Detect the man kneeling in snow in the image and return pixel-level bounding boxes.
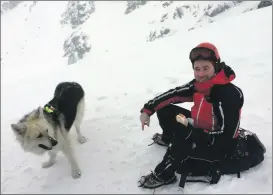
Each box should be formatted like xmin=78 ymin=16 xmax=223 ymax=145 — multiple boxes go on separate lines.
xmin=138 ymin=42 xmax=266 ymax=189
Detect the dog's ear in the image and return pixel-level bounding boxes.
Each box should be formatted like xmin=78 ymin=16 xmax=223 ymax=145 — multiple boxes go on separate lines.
xmin=34 ymin=106 xmax=44 ymax=119
xmin=11 ymin=123 xmax=27 ymax=135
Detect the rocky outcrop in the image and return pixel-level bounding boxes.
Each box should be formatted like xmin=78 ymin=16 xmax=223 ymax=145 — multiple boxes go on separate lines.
xmin=63 ymin=30 xmax=91 ymax=65
xmin=203 ymin=2 xmax=239 ymax=17
xmin=148 ymin=1 xmax=244 ymax=42
xmin=147 ymin=27 xmax=171 ymax=42
xmin=28 ymin=1 xmax=37 ymax=12
xmin=1 ymin=1 xmax=22 ymax=14
xmin=257 ymin=1 xmax=272 ymax=9
xmin=162 ymin=1 xmax=173 ymax=8
xmin=61 ymin=1 xmax=95 ymax=29
xmin=124 ymin=1 xmax=147 ymax=15
xmin=1 ymin=1 xmax=38 ymax=14
xmin=173 ymin=6 xmax=184 ymax=19
xmin=61 ymin=1 xmax=94 ymax=65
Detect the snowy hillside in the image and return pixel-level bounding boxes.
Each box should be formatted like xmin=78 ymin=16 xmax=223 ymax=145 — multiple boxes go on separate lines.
xmin=1 ymin=1 xmax=272 ymax=194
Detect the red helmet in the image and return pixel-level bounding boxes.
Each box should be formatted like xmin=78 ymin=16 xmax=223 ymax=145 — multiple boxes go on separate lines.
xmin=189 ymin=42 xmax=221 ymax=64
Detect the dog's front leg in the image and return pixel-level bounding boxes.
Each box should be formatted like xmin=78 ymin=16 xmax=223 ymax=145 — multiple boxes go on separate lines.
xmin=62 ymin=137 xmax=82 ymax=179
xmin=42 ymin=151 xmax=57 ymax=168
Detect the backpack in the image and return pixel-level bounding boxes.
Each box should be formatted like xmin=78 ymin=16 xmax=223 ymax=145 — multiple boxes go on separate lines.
xmin=220 ymin=127 xmax=266 ymax=176
xmin=178 ymin=127 xmax=266 ymax=187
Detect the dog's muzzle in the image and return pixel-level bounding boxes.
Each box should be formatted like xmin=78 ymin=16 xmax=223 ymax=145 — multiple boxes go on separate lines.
xmin=49 ymin=136 xmax=58 ymax=146
xmin=38 ymin=136 xmax=58 ymax=150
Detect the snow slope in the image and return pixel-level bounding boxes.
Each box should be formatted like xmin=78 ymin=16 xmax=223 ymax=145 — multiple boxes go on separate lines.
xmin=1 ymin=1 xmax=272 ymax=194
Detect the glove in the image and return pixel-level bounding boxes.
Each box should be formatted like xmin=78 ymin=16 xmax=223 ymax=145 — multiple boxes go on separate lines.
xmin=140 ymin=112 xmax=150 ymax=130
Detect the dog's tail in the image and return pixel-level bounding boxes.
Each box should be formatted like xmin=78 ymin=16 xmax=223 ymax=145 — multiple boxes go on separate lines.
xmin=74 ymin=97 xmax=85 ymax=127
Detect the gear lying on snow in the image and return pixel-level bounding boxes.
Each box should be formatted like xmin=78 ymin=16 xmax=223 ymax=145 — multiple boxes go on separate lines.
xmin=139 ymin=127 xmax=266 ymax=190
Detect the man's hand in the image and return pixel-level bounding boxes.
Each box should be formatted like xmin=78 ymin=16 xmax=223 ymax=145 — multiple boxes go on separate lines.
xmin=140 ymin=112 xmax=150 ymax=130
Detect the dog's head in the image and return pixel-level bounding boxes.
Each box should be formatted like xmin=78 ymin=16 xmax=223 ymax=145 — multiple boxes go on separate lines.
xmin=11 ymin=106 xmax=58 ymax=155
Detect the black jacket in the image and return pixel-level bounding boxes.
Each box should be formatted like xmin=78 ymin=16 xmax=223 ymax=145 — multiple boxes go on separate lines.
xmin=141 ymin=64 xmax=244 ymax=154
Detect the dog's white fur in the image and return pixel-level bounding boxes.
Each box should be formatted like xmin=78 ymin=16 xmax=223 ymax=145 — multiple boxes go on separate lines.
xmin=11 ymin=98 xmax=86 ymax=179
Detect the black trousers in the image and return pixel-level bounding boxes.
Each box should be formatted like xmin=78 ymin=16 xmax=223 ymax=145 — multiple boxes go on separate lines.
xmin=156 ymin=104 xmax=191 ymax=144
xmin=154 ymin=104 xmax=224 ymax=180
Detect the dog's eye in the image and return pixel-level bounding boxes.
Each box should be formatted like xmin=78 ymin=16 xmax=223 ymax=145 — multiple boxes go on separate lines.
xmin=37 ymin=133 xmax=43 ymax=138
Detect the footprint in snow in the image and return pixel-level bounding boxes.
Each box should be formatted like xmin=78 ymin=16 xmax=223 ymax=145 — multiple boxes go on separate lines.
xmin=112 ymin=138 xmax=125 ymax=144
xmin=96 ymin=107 xmax=103 ymax=112
xmin=126 ymin=151 xmax=136 ymax=158
xmin=122 ymin=115 xmax=134 ymax=120
xmin=97 ymin=96 xmax=108 ymax=101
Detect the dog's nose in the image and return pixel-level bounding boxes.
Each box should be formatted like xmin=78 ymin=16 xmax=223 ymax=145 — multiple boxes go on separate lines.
xmin=49 ymin=137 xmax=58 ymax=146
xmin=51 ymin=139 xmax=58 ymax=146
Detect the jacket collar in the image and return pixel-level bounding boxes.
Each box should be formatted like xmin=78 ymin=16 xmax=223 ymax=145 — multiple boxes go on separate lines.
xmin=194 ymin=63 xmax=236 ymax=95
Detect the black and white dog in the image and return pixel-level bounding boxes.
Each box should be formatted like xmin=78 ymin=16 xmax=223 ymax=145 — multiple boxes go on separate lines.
xmin=11 ymin=82 xmax=86 ymax=179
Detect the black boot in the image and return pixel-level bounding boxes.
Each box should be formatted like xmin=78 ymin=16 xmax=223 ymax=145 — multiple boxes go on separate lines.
xmin=148 ymin=133 xmax=170 ymax=147
xmin=138 ymin=170 xmax=177 ymax=189
xmin=138 ymin=148 xmax=177 ymax=189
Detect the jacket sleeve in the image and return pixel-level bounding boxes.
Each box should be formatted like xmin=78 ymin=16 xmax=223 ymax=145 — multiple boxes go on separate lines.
xmin=210 ymin=84 xmax=244 ymax=154
xmin=140 ymin=80 xmax=195 ymax=116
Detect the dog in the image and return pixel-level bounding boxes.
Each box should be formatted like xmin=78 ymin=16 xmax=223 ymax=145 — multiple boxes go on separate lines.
xmin=10 ymin=81 xmax=86 ymax=179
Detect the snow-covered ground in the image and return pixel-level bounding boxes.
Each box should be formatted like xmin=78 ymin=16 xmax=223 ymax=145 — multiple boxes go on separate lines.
xmin=1 ymin=1 xmax=272 ymax=194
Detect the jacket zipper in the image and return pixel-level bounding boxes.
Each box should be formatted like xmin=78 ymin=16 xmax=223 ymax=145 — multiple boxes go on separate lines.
xmin=196 ymin=97 xmax=204 ymax=125
xmin=212 ymin=107 xmax=215 ymax=131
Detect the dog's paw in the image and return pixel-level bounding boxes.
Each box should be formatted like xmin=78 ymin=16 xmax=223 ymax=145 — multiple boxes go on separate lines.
xmin=77 ymin=136 xmax=87 ymax=144
xmin=72 ymin=168 xmax=82 ymax=179
xmin=42 ymin=160 xmax=55 ymax=168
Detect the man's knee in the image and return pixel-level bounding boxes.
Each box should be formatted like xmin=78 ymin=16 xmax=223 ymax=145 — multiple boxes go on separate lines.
xmin=156 ymin=105 xmax=191 ymax=120
xmin=156 ymin=104 xmax=178 ymax=119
